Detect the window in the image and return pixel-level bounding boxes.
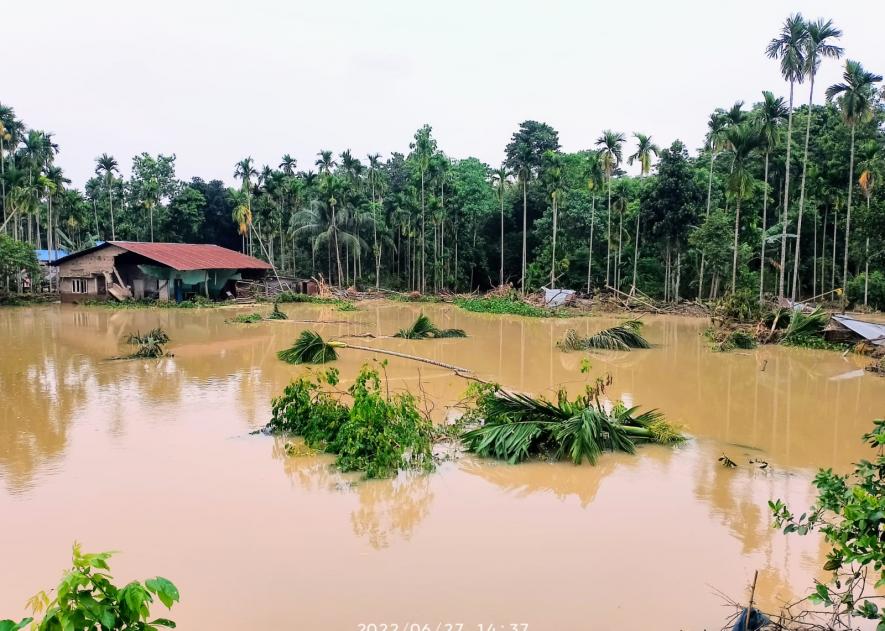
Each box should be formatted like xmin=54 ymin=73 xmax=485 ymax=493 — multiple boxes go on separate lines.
xmin=71 ymin=278 xmax=88 ymax=294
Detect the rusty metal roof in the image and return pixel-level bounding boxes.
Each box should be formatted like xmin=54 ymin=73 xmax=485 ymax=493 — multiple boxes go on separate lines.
xmin=52 ymin=241 xmax=272 ymax=271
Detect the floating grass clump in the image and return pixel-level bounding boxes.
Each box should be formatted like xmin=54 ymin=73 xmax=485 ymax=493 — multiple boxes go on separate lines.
xmin=229 ymin=311 xmax=264 ymax=324
xmin=267 ymin=366 xmax=433 ymax=478
xmin=123 ymin=328 xmax=170 ymax=358
xmin=461 ymin=384 xmax=683 ymax=465
xmin=267 ymin=302 xmax=289 ymax=320
xmin=454 ymin=296 xmax=556 ymax=318
xmin=558 ymin=320 xmax=650 ymax=351
xmin=278 ymin=330 xmax=470 ymax=371
xmin=275 ymin=291 xmax=357 ymax=311
xmin=394 ymin=313 xmax=466 ymax=339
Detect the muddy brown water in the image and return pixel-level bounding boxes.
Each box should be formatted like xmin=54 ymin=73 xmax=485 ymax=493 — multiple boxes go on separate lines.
xmin=1 ymin=302 xmax=882 ymax=630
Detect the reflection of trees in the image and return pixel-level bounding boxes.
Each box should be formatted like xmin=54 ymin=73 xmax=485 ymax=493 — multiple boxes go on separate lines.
xmin=461 ymin=456 xmax=622 ymax=508
xmin=270 ymin=437 xmax=434 ymax=549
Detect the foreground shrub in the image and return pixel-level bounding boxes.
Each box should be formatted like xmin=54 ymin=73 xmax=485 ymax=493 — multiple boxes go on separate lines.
xmin=1 ymin=543 xmax=178 ymax=630
xmin=267 ymin=365 xmax=433 ymax=478
xmin=123 ymin=328 xmax=170 ymax=358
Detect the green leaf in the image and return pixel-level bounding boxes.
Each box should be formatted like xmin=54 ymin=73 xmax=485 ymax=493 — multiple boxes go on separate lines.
xmin=0 ymin=619 xmax=33 ymax=631
xmin=149 ymin=619 xmax=177 ymax=628
xmin=146 ymin=577 xmax=180 ymax=609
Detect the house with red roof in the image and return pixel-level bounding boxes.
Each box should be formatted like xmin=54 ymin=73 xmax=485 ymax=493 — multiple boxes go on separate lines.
xmin=51 ymin=241 xmax=272 ymax=303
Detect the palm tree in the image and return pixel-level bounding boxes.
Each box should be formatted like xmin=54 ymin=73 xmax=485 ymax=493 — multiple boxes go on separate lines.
xmin=367 ymin=152 xmax=383 ymax=288
xmin=791 ymin=18 xmax=843 ymax=301
xmin=541 ymin=152 xmax=564 ymax=287
xmin=584 ymin=151 xmax=604 ymax=294
xmin=725 ymin=124 xmax=760 ymax=291
xmin=315 ymin=150 xmax=336 ymax=176
xmin=627 ymin=133 xmax=659 ymax=295
xmin=826 ymin=60 xmax=883 ymax=307
xmin=234 ymin=157 xmax=258 ymax=253
xmin=755 ymin=91 xmax=789 ymax=302
xmin=858 ymin=169 xmax=874 ymax=308
xmin=511 ymin=143 xmax=533 ymax=295
xmin=766 ymin=13 xmax=807 ymax=299
xmin=595 ymin=130 xmax=625 ymax=289
xmin=698 ymin=112 xmax=729 ymax=297
xmin=279 ymin=154 xmax=297 ymax=176
xmin=490 ymin=165 xmax=510 ymax=286
xmin=95 ymin=154 xmax=118 ymax=240
xmin=409 ymin=125 xmax=435 ymax=293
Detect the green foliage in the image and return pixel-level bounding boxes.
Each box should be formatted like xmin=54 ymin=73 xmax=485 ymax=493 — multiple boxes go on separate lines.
xmin=558 ymin=320 xmax=650 ymax=351
xmin=123 ymin=328 xmax=170 ymax=358
xmin=461 ymin=386 xmax=682 ymax=465
xmin=275 ymin=291 xmax=357 ymax=311
xmin=847 ymin=271 xmax=885 ymax=310
xmin=86 ymin=296 xmax=216 ymax=310
xmin=770 ymin=420 xmax=885 ymax=628
xmin=228 ymin=312 xmax=263 ymax=324
xmin=2 ymin=543 xmax=178 ymax=630
xmin=266 ymin=302 xmax=288 ymax=320
xmin=782 ymin=307 xmax=828 ymax=343
xmin=712 ymin=289 xmax=765 ymax=323
xmin=393 ymin=313 xmax=466 ymax=339
xmin=0 ymin=235 xmax=41 ymax=292
xmin=277 ymin=330 xmax=340 ymax=364
xmin=267 ymin=365 xmax=433 ymax=478
xmin=454 ymin=296 xmax=558 ymax=318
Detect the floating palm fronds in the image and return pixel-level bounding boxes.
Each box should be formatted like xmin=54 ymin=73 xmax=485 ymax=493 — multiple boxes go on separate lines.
xmin=782 ymin=307 xmax=828 ymax=343
xmin=267 ymin=302 xmax=289 ymax=320
xmin=558 ymin=319 xmax=650 ymax=351
xmin=394 ymin=313 xmax=467 ymax=339
xmin=278 ymin=330 xmax=470 ymax=372
xmin=124 ymin=328 xmax=170 ymax=358
xmin=461 ymin=388 xmax=683 ymax=465
xmin=229 ymin=312 xmax=263 ymax=324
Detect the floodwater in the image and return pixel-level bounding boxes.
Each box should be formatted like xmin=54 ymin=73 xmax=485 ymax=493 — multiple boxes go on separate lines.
xmin=1 ymin=301 xmax=882 ymax=630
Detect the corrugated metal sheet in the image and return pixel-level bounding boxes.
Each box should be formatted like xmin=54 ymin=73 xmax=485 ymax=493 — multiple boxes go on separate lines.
xmin=106 ymin=241 xmax=272 ymax=271
xmin=832 ymin=315 xmax=885 ymax=346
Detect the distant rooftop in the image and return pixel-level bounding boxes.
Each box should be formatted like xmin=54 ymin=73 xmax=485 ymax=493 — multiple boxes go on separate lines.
xmin=35 ymin=249 xmax=69 ymax=263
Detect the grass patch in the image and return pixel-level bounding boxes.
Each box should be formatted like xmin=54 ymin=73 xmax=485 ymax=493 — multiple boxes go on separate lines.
xmin=275 ymin=291 xmax=358 ymax=312
xmin=454 ymin=296 xmax=560 ymax=318
xmin=85 ymin=296 xmax=217 ymax=309
xmin=228 ymin=312 xmax=264 ymax=324
xmin=266 ymin=366 xmax=433 ymax=478
xmin=394 ymin=313 xmax=466 ymax=339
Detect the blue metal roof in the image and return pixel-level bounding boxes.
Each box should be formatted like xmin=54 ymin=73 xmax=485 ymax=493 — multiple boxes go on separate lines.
xmin=35 ymin=249 xmax=69 ymax=263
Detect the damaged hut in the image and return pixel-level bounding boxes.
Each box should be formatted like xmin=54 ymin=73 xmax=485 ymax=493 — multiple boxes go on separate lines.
xmin=51 ymin=241 xmax=271 ymax=303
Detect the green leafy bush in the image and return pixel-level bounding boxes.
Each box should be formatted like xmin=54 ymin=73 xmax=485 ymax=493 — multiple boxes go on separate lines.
xmin=712 ymin=289 xmax=764 ymax=323
xmin=275 ymin=291 xmax=356 ymax=311
xmin=847 ymin=271 xmax=885 ymax=310
xmin=267 ymin=365 xmax=433 ymax=478
xmin=123 ymin=328 xmax=170 ymax=358
xmin=454 ymin=296 xmax=556 ymax=318
xmin=1 ymin=543 xmax=178 ymax=631
xmin=770 ymin=420 xmax=885 ymax=628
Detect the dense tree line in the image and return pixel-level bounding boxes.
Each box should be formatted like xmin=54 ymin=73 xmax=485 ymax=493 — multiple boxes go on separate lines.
xmin=1 ymin=13 xmax=882 ymax=306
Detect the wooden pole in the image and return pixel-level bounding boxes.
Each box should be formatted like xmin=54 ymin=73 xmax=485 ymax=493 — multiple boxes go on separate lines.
xmin=743 ymin=570 xmax=759 ymax=631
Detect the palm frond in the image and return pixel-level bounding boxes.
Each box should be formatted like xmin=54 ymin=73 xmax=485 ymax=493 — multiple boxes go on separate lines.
xmin=394 ymin=313 xmax=468 ymax=339
xmin=558 ymin=320 xmax=650 ymax=352
xmin=124 ymin=328 xmax=170 ymax=358
xmin=460 ymin=420 xmax=549 ymax=464
xmin=783 ymin=307 xmax=828 ymax=342
xmin=278 ymin=330 xmax=339 ymax=364
xmin=267 ymin=302 xmax=288 ymax=320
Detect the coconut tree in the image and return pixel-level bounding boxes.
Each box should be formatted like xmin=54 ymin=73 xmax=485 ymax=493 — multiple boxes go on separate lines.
xmin=698 ymin=113 xmax=729 ymax=298
xmin=541 ymin=152 xmax=564 ymax=288
xmin=490 ymin=165 xmax=510 ymax=286
xmin=234 ymin=157 xmax=258 ymax=253
xmin=94 ymin=154 xmax=118 ymax=240
xmin=791 ymin=18 xmax=843 ymax=301
xmin=826 ymin=60 xmax=883 ymax=307
xmin=584 ymin=150 xmax=604 ymax=294
xmin=627 ymin=133 xmax=659 ymax=295
xmin=724 ymin=123 xmax=760 ymax=292
xmin=755 ymin=91 xmax=789 ymax=302
xmin=595 ymin=130 xmax=625 ymax=288
xmin=766 ymin=13 xmax=808 ymax=299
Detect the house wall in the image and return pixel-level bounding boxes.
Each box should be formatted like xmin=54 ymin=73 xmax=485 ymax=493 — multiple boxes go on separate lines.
xmin=56 ymin=245 xmax=127 ymax=303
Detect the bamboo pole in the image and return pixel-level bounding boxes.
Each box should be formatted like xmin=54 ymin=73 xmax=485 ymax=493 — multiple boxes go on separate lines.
xmin=336 ymin=341 xmax=471 ymax=373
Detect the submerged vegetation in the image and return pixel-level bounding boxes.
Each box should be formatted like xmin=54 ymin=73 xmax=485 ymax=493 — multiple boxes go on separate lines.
xmin=122 ymin=328 xmax=170 ymax=359
xmin=228 ymin=311 xmax=263 ymax=324
xmin=275 ymin=291 xmax=357 ymax=312
xmin=460 ymin=382 xmax=683 ymax=465
xmin=267 ymin=366 xmax=433 ymax=478
xmin=558 ymin=320 xmax=650 ymax=351
xmin=453 ymin=296 xmax=558 ymax=318
xmin=767 ymin=420 xmax=885 ymax=629
xmin=0 ymin=543 xmax=179 ymax=631
xmin=278 ymin=330 xmax=470 ymax=372
xmin=393 ymin=313 xmax=466 ymax=339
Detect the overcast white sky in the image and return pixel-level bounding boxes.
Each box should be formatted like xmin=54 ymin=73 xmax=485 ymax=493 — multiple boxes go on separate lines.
xmin=5 ymin=0 xmax=883 ymax=188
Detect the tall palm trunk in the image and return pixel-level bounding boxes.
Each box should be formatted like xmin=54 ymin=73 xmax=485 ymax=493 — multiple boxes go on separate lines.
xmin=842 ymin=123 xmax=856 ymax=310
xmin=615 ymin=203 xmax=623 ymax=289
xmin=586 ymin=195 xmax=595 ymax=294
xmin=605 ymin=174 xmax=612 ymax=287
xmin=778 ymin=80 xmax=795 ymax=299
xmin=732 ymin=196 xmax=742 ymax=291
xmin=759 ymin=151 xmax=770 ymax=303
xmin=520 ymin=177 xmax=527 ymax=295
xmin=108 ymin=186 xmax=116 ymax=240
xmin=864 ymin=235 xmax=869 ymax=308
xmin=420 ymin=170 xmax=426 ymax=293
xmin=699 ymin=149 xmax=715 ymax=298
xmin=331 ymin=202 xmax=343 ymax=285
xmin=791 ymin=75 xmax=816 ymax=301
xmin=631 ymin=206 xmax=640 ymax=295
xmin=499 ymin=189 xmax=504 ymax=286
xmin=549 ymin=194 xmax=558 ymax=288
xmin=831 ymin=204 xmax=837 ymax=293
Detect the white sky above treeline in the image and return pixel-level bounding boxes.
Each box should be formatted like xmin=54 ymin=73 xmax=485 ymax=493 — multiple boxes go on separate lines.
xmin=5 ymin=0 xmax=883 ymax=188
